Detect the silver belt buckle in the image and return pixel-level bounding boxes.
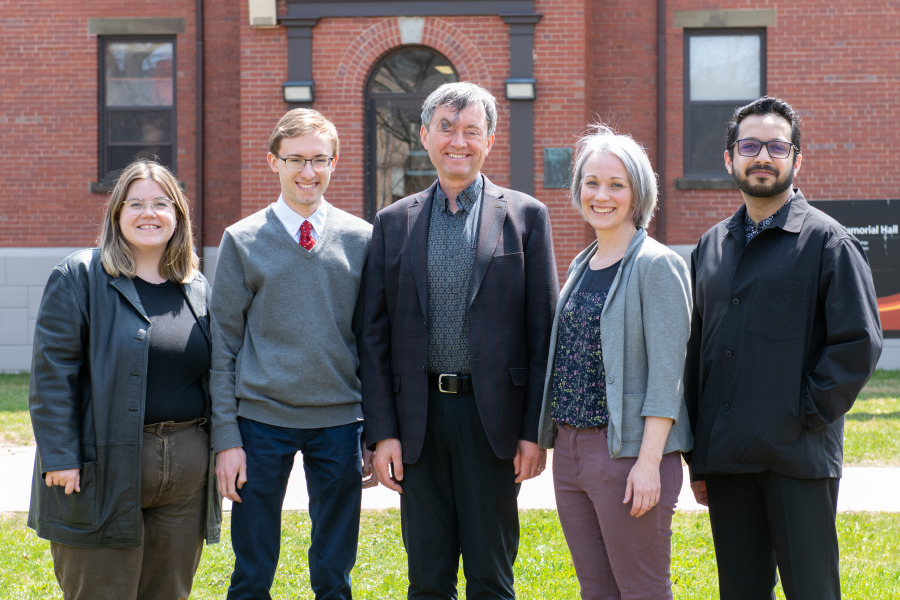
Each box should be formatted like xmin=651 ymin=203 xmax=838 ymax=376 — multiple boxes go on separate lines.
xmin=438 ymin=373 xmax=457 ymax=394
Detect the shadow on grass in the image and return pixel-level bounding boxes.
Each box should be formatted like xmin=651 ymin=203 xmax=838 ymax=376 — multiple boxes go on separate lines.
xmin=846 ymin=411 xmax=900 ymax=421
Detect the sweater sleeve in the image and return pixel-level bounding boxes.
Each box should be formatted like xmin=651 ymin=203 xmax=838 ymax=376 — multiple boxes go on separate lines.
xmin=209 ymin=230 xmax=254 ymax=452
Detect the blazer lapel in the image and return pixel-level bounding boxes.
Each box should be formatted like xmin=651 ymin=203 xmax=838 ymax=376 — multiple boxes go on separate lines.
xmin=110 ymin=276 xmax=149 ymax=322
xmin=408 ymin=183 xmax=435 ymax=319
xmin=182 ymin=277 xmax=210 ymax=342
xmin=468 ymin=176 xmax=506 ymax=309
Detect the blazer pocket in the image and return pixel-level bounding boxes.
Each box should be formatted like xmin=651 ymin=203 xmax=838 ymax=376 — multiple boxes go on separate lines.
xmin=509 ymin=367 xmax=528 ymax=387
xmin=42 ymin=460 xmax=100 ymax=530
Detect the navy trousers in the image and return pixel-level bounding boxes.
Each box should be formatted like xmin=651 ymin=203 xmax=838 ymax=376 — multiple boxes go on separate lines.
xmin=227 ymin=417 xmax=363 ymax=600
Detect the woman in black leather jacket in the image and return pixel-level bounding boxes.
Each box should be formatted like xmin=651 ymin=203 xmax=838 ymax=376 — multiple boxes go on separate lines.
xmin=27 ymin=160 xmax=221 ymax=599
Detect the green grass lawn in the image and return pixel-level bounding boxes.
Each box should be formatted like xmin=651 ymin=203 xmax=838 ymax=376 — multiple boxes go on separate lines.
xmin=2 ymin=370 xmax=899 ymax=598
xmin=845 ymin=369 xmax=900 ymax=465
xmin=2 ymin=510 xmax=898 ymax=599
xmin=0 ymin=373 xmax=30 ymax=447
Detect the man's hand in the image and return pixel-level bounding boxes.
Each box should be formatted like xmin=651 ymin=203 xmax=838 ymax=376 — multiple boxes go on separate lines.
xmin=691 ymin=480 xmax=708 ymax=506
xmin=45 ymin=469 xmax=81 ymax=495
xmin=362 ymin=446 xmax=378 ymax=489
xmin=215 ymin=447 xmax=247 ymax=502
xmin=373 ymin=438 xmax=404 ymax=493
xmin=513 ymin=440 xmax=546 ymax=483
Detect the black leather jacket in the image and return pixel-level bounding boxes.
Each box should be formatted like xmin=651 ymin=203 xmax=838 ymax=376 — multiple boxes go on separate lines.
xmin=27 ymin=248 xmax=221 ymax=547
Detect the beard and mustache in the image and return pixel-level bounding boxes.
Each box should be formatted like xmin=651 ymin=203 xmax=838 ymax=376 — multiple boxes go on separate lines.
xmin=732 ymin=161 xmax=795 ymax=198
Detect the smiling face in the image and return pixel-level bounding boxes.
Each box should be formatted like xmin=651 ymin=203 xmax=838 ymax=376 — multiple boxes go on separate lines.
xmin=268 ymin=131 xmax=337 ymax=218
xmin=420 ymin=103 xmax=495 ymax=195
xmin=118 ymin=178 xmax=177 ymax=259
xmin=725 ymin=113 xmax=801 ymax=201
xmin=580 ymin=151 xmax=637 ymax=240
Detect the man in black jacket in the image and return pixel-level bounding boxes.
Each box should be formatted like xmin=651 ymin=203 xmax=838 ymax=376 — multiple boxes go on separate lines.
xmin=684 ymin=96 xmax=882 ymax=600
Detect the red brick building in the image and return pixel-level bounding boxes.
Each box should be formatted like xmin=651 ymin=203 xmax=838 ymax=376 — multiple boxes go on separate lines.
xmin=1 ymin=1 xmax=897 ymax=370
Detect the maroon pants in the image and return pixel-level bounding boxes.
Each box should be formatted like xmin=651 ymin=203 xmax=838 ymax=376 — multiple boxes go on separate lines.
xmin=553 ymin=423 xmax=682 ymax=600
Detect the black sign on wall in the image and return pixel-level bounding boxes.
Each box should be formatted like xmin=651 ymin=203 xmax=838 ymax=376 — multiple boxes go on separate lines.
xmin=811 ymin=199 xmax=900 ymax=338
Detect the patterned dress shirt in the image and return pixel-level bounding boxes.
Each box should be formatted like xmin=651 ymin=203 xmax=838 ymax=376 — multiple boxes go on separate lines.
xmin=426 ymin=175 xmax=484 ymax=374
xmin=745 ymin=194 xmax=794 ymax=243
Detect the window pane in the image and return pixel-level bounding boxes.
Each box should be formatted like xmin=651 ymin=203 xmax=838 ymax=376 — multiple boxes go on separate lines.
xmin=370 ymin=49 xmax=457 ymax=94
xmin=690 ymin=35 xmax=760 ymax=101
xmin=106 ymin=42 xmax=173 ymax=106
xmin=688 ymin=103 xmax=737 ymax=175
xmin=373 ymin=106 xmax=436 ymax=212
xmin=107 ymin=145 xmax=173 ymax=175
xmin=107 ymin=111 xmax=172 ymax=144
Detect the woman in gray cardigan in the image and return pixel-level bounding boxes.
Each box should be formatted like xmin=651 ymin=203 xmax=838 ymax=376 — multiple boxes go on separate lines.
xmin=537 ymin=125 xmax=692 ymax=599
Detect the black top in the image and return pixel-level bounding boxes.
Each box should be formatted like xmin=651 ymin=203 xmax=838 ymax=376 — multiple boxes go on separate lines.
xmin=133 ymin=277 xmax=209 ymax=424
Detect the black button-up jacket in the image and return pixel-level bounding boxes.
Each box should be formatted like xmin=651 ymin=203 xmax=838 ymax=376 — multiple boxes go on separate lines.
xmin=684 ymin=190 xmax=882 ymax=480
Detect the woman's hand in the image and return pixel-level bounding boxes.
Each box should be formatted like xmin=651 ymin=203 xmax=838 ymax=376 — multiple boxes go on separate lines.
xmin=45 ymin=469 xmax=81 ymax=495
xmin=624 ymin=457 xmax=660 ymax=517
xmin=623 ymin=416 xmax=674 ymax=517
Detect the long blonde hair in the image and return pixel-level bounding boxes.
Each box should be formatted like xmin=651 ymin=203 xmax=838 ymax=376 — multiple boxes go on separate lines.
xmin=99 ymin=160 xmax=198 ymax=283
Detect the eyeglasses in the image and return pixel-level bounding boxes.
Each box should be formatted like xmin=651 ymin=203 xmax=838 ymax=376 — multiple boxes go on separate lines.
xmin=275 ymin=155 xmax=334 ymax=172
xmin=123 ymin=197 xmax=176 ymax=213
xmin=732 ymin=139 xmax=797 ymax=159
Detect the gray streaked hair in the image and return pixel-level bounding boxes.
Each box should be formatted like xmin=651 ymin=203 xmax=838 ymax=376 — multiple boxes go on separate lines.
xmin=570 ymin=124 xmax=658 ymax=229
xmin=421 ymin=82 xmax=498 ymax=136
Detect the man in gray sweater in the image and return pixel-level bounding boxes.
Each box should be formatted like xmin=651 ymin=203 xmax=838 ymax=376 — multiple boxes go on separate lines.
xmin=210 ymin=108 xmax=373 ymax=600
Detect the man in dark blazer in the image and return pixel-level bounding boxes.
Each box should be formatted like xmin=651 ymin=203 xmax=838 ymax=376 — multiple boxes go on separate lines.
xmin=360 ymin=82 xmax=559 ymax=599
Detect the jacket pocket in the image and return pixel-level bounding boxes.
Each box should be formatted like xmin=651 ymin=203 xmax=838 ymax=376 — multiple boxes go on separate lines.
xmin=42 ymin=461 xmax=100 ymax=530
xmin=745 ymin=278 xmax=808 ymax=342
xmin=509 ymin=367 xmax=528 ymax=387
xmin=621 ymin=393 xmax=645 ymax=442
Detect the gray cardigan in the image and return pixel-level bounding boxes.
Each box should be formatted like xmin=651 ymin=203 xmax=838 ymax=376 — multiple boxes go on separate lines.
xmin=538 ymin=229 xmax=693 ymax=458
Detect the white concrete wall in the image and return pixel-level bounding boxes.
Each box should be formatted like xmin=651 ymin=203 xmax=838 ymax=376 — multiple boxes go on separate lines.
xmin=1 ymin=245 xmax=897 ymax=371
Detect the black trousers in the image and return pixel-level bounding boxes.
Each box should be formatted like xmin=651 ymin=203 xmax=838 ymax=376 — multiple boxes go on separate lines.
xmin=705 ymin=472 xmax=841 ymax=600
xmin=400 ymin=386 xmax=520 ymax=600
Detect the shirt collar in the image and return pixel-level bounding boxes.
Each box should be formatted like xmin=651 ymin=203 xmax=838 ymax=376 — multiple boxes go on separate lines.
xmin=434 ymin=175 xmax=483 ymax=214
xmin=274 ymin=195 xmax=328 ymax=240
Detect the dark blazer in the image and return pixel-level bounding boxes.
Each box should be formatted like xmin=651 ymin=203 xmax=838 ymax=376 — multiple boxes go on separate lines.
xmin=360 ymin=176 xmax=559 ymax=462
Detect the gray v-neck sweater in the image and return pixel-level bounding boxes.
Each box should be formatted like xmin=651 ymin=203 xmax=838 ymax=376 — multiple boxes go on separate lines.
xmin=210 ymin=204 xmax=372 ymax=451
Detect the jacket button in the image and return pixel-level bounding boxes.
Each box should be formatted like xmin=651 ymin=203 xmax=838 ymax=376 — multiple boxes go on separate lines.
xmin=421 ymin=365 xmax=426 ymax=373
xmin=724 ymin=402 xmax=731 ymax=411
xmin=732 ymin=297 xmax=740 ymax=306
xmin=724 ymin=350 xmax=733 ymax=358
xmin=607 ymin=376 xmax=614 ymax=384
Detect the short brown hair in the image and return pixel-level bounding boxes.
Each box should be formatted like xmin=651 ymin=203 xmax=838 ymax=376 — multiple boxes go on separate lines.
xmin=99 ymin=160 xmax=198 ymax=283
xmin=268 ymin=108 xmax=340 ymax=157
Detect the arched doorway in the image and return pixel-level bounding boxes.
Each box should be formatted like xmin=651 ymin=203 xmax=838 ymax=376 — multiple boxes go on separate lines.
xmin=364 ymin=47 xmax=458 ymax=221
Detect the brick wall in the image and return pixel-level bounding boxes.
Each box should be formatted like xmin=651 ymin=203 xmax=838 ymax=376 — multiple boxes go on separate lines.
xmin=663 ymin=0 xmax=900 ymax=245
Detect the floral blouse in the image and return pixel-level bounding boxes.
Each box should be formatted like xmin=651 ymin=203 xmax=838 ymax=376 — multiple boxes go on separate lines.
xmin=550 ymin=260 xmax=620 ymax=428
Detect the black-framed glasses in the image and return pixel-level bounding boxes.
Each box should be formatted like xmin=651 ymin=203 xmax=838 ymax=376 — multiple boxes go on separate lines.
xmin=275 ymin=155 xmax=334 ymax=172
xmin=732 ymin=139 xmax=797 ymax=159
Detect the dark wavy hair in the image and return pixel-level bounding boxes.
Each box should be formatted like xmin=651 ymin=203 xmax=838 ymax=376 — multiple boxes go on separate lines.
xmin=726 ymin=96 xmax=801 ymax=159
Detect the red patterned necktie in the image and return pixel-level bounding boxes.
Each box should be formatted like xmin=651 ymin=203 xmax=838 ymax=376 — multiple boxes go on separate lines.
xmin=299 ymin=220 xmax=316 ymax=250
